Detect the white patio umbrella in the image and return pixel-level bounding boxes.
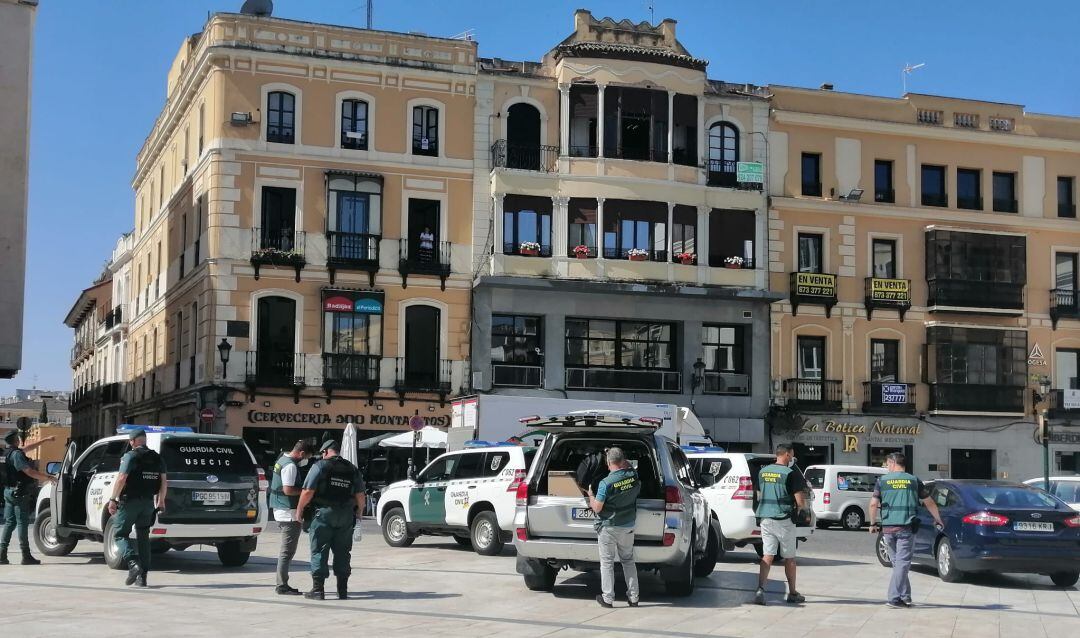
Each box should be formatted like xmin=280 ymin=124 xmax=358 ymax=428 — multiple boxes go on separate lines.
xmin=378 ymin=426 xmax=447 ymax=449
xmin=341 ymin=421 xmax=359 ymax=466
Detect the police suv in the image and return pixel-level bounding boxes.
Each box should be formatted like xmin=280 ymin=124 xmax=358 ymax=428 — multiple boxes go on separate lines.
xmin=377 ymin=443 xmax=536 ymax=555
xmin=34 ymin=426 xmax=268 ymax=568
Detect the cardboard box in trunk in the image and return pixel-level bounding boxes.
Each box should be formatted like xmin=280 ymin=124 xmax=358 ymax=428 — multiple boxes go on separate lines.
xmin=547 ymin=471 xmax=584 ymax=497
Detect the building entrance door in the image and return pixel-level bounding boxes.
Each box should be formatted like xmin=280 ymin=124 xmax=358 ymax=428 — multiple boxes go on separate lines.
xmin=792 ymin=442 xmax=831 ymax=467
xmin=950 ymin=448 xmax=994 ymax=479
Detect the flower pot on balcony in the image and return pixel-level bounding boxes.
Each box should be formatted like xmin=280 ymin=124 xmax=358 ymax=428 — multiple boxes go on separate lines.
xmin=679 ymin=255 xmax=696 ymax=265
xmin=519 ymin=248 xmax=539 ymax=257
xmin=725 ymin=264 xmax=742 ymax=269
xmin=628 ymin=254 xmax=647 ymax=262
xmin=575 ymin=253 xmax=590 ymax=259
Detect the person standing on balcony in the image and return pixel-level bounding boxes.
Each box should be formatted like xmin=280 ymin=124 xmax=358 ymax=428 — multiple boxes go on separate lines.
xmin=753 ymin=443 xmax=809 ymax=605
xmin=418 ymin=226 xmax=434 ymax=263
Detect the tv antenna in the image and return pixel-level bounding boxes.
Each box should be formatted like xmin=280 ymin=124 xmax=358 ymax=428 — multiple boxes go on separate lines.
xmin=451 ymin=29 xmax=476 ymax=41
xmin=647 ymin=1 xmax=655 ymax=23
xmin=901 ymin=62 xmax=925 ymax=95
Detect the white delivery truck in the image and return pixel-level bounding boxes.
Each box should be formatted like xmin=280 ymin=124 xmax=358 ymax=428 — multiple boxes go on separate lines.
xmin=448 ymin=395 xmax=712 ymax=450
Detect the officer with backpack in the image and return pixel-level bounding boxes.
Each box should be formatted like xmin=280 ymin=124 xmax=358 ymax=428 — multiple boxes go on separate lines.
xmin=1 ymin=430 xmax=58 ymax=565
xmin=270 ymin=439 xmax=314 ymax=595
xmin=869 ymin=452 xmax=943 ymax=608
xmin=753 ymin=443 xmax=809 ymax=606
xmin=295 ymin=440 xmax=365 ymax=600
xmin=106 ymin=428 xmax=167 ymax=587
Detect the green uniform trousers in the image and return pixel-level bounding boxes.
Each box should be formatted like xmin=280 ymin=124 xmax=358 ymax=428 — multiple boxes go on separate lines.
xmin=308 ymin=505 xmax=355 ymax=579
xmin=1 ymin=487 xmax=34 ymax=552
xmin=113 ymin=497 xmax=155 ymax=571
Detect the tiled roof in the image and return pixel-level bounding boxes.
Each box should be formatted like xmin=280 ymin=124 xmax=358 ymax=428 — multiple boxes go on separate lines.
xmin=554 ymin=41 xmax=707 ymax=71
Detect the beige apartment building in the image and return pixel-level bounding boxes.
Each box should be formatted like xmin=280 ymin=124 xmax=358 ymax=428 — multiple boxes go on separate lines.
xmin=116 ymin=8 xmax=477 ymax=470
xmin=768 ymin=87 xmax=1080 ymax=479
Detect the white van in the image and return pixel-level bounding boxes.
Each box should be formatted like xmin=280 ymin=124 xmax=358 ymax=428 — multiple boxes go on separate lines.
xmin=804 ymin=464 xmax=887 ymax=530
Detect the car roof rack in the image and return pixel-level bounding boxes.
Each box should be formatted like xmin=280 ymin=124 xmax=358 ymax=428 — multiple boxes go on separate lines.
xmin=116 ymin=425 xmax=195 ymax=434
xmin=519 ymin=410 xmax=661 ymax=428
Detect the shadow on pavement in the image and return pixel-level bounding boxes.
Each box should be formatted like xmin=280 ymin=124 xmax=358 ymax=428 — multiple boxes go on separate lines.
xmin=552 ymin=571 xmax=742 ymax=609
xmin=346 ymin=590 xmax=461 ymax=600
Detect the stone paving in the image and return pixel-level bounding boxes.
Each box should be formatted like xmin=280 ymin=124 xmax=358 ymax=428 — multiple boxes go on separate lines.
xmin=1 ymin=522 xmax=1077 ymax=637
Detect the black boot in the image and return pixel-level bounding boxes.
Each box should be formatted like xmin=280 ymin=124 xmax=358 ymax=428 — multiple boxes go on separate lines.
xmin=20 ymin=550 xmax=40 ymax=566
xmin=336 ymin=576 xmax=348 ymax=600
xmin=135 ymin=571 xmax=148 ymax=588
xmin=304 ymin=577 xmax=325 ymax=600
xmin=0 ymin=548 xmax=8 ymax=565
xmin=125 ymin=560 xmax=141 ymax=586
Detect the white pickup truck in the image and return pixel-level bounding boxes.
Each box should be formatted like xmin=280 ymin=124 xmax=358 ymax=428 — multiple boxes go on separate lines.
xmin=35 ymin=426 xmax=268 ymax=569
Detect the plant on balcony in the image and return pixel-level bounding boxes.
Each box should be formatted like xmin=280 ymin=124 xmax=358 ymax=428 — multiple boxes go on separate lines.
xmin=573 ymin=245 xmax=591 ymax=259
xmin=676 ymin=252 xmax=696 ymax=265
xmin=519 ymin=241 xmax=541 ymax=256
xmin=627 ymin=248 xmax=649 ymax=262
xmin=724 ymin=256 xmax=745 ymax=269
xmin=251 ymin=247 xmax=304 ymax=264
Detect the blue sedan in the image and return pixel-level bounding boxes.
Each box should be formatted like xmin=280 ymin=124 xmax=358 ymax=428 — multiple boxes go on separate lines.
xmin=876 ymin=480 xmax=1080 ymax=587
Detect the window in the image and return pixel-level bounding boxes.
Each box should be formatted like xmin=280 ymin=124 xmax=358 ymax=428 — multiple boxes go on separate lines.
xmin=874 ymin=160 xmax=894 ymax=203
xmin=502 ymin=195 xmax=552 ymax=256
xmin=412 ymin=105 xmax=439 ymax=156
xmin=1055 ymin=349 xmax=1080 ymax=391
xmin=260 ymin=186 xmax=297 ymax=251
xmin=709 ymin=209 xmax=754 ymax=268
xmin=603 ymin=200 xmax=667 ymax=261
xmin=328 ymin=174 xmax=382 ymax=263
xmin=158 ymin=165 xmax=165 ymax=208
xmin=491 ymin=315 xmax=542 ymax=365
xmin=198 ymin=103 xmax=205 ymax=155
xmin=671 ymin=205 xmax=696 ymax=261
xmin=993 ymin=172 xmax=1017 ymax=212
xmin=797 ymin=233 xmax=823 ymax=274
xmin=956 ymin=168 xmax=981 ymax=210
xmin=567 ymin=198 xmax=597 ymax=257
xmin=872 ymin=238 xmax=897 ymax=278
xmin=797 ymin=336 xmax=825 ymax=379
xmin=707 ymin=122 xmax=739 ymax=184
xmin=837 ymin=472 xmax=877 ymax=492
xmin=565 ymin=319 xmax=674 ymax=370
xmin=179 ymin=214 xmax=187 ymax=279
xmin=453 ymin=453 xmax=486 ymax=480
xmin=340 ymin=99 xmax=369 ymax=150
xmin=921 ymin=164 xmax=947 ymax=206
xmin=325 ymin=312 xmax=381 ymax=356
xmin=1056 ymin=252 xmax=1077 ymax=291
xmin=419 ymin=454 xmax=459 ymax=482
xmin=870 ymin=339 xmax=899 ymax=383
xmin=193 ymin=195 xmax=203 ymax=263
xmin=702 ymin=325 xmax=745 ymax=374
xmin=667 ymin=443 xmax=697 ymax=488
xmin=1058 ymin=177 xmax=1075 ymax=218
xmin=267 ymin=91 xmax=296 ymax=144
xmin=926 ymin=327 xmax=1027 ymax=387
xmin=801 ymin=153 xmax=822 ymax=196
xmin=481 ymin=452 xmax=512 ymax=478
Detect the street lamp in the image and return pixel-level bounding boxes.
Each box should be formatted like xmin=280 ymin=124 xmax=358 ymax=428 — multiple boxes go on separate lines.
xmin=1031 ymin=374 xmax=1052 ymax=490
xmin=217 ymin=338 xmax=233 ymax=380
xmin=690 ymin=358 xmax=706 ymax=409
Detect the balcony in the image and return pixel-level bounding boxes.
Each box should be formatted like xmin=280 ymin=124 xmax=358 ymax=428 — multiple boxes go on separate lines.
xmin=250 ymin=229 xmax=306 ymax=282
xmin=922 ymin=193 xmax=948 ymax=207
xmin=928 ymin=383 xmax=1025 ymax=415
xmin=326 ymin=231 xmax=380 ymax=286
xmin=1050 ymin=289 xmax=1080 ymax=329
xmin=565 ymin=367 xmax=681 ymax=393
xmin=927 ymin=279 xmax=1024 ymax=313
xmin=706 ymin=160 xmax=764 ymax=191
xmin=862 ymin=382 xmax=916 ymax=415
xmin=398 ymin=239 xmax=451 ymax=290
xmin=503 ymin=242 xmax=553 ymax=258
xmin=393 ymin=357 xmax=451 ymax=397
xmin=490 ymin=140 xmax=558 ymax=173
xmin=789 ymin=272 xmax=838 ymax=317
xmin=864 ymin=278 xmax=911 ymax=321
xmin=101 ymin=382 xmax=124 ymax=406
xmin=874 ymin=189 xmax=895 ymax=204
xmin=956 ymin=196 xmax=982 ymax=211
xmin=244 ymin=351 xmax=306 ymax=394
xmin=492 ymin=363 xmax=543 ymax=388
xmin=783 ymin=379 xmax=843 ymax=412
xmin=322 ymin=353 xmax=380 ymax=395
xmin=1048 ymin=389 xmax=1080 ymax=419
xmin=702 ymin=371 xmax=750 ymax=395
xmin=603 ymin=247 xmax=668 ymax=263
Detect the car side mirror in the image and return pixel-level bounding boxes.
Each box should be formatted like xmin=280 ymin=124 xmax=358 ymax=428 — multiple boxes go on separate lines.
xmin=46 ymin=462 xmax=62 ymax=475
xmin=698 ymin=473 xmax=716 ymax=487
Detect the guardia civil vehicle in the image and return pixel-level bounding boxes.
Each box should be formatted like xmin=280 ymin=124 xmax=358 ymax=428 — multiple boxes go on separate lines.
xmin=377 ymin=443 xmax=536 ymax=555
xmin=34 ymin=426 xmax=268 ymax=568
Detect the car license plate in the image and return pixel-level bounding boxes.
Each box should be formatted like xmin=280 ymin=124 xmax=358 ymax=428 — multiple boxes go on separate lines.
xmin=193 ymin=491 xmax=230 ymax=505
xmin=1013 ymin=521 xmax=1053 ymax=532
xmin=571 ymin=507 xmax=597 ymax=521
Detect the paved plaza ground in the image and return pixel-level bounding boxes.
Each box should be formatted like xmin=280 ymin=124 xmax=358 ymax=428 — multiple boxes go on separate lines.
xmin=1 ymin=521 xmax=1078 ymax=637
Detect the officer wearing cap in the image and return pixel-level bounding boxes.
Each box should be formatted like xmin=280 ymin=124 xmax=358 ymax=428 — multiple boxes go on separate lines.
xmin=1 ymin=430 xmax=58 ymax=565
xmin=295 ymin=439 xmax=365 ymax=600
xmin=107 ymin=428 xmax=167 ymax=587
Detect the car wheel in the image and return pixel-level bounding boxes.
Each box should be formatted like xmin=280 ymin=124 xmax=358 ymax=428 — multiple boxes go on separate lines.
xmin=694 ymin=522 xmax=720 ymax=577
xmin=522 ymin=559 xmax=557 ymax=591
xmin=217 ymin=540 xmax=250 ymax=567
xmin=452 ymin=534 xmax=472 ymax=548
xmin=841 ymin=507 xmax=865 ymax=531
xmin=876 ymin=533 xmax=892 ymax=567
xmin=664 ymin=535 xmax=696 ymax=597
xmin=470 ymin=511 xmax=504 ymax=556
xmin=1050 ymin=571 xmax=1079 ymax=588
xmin=815 ymin=520 xmax=832 ymax=530
xmin=103 ymin=517 xmax=125 ymax=570
xmin=936 ymin=539 xmax=963 ymax=583
xmin=381 ymin=507 xmax=414 ymax=548
xmin=33 ymin=511 xmax=77 ymax=557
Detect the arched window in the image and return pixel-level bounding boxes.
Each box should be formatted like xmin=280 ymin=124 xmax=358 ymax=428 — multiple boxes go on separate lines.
xmin=341 ymin=99 xmax=369 ymax=150
xmin=412 ymin=105 xmax=439 ymax=156
xmin=267 ymin=91 xmax=296 ymax=144
xmin=707 ymin=122 xmax=740 ymax=186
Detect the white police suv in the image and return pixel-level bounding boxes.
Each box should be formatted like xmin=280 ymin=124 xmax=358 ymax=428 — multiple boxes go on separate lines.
xmin=377 ymin=442 xmax=536 ymax=555
xmin=34 ymin=426 xmax=268 ymax=568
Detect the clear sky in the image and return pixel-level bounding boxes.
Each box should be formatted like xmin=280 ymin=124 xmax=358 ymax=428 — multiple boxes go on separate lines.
xmin=5 ymin=0 xmax=1079 ymax=396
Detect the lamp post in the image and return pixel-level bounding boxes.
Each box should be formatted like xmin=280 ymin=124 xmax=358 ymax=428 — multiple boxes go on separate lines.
xmin=1031 ymin=375 xmax=1052 ymax=491
xmin=217 ymin=338 xmax=233 ymax=381
xmin=690 ymin=357 xmax=706 ymax=410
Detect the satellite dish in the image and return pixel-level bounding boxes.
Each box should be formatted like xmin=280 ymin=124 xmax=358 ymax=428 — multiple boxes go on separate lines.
xmin=240 ymin=0 xmax=273 ymax=16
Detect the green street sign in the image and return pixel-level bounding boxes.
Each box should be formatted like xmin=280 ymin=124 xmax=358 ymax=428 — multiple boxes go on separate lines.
xmin=736 ymin=161 xmax=764 ymax=183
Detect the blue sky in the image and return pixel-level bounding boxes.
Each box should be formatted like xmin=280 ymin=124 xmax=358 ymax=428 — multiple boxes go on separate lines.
xmin=5 ymin=0 xmax=1078 ymax=396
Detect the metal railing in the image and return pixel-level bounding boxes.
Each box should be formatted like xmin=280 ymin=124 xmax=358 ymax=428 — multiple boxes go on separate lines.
xmin=928 ymin=384 xmax=1024 ymax=414
xmin=874 ymin=189 xmax=895 ymax=203
xmin=393 ymin=357 xmax=451 ymax=393
xmin=1048 ymin=389 xmax=1080 ymax=418
xmin=921 ymin=193 xmax=948 ymax=207
xmin=245 ymin=351 xmax=306 ymax=388
xmin=490 ymin=140 xmax=559 ymax=173
xmin=251 ymin=228 xmax=306 ymax=261
xmin=323 ymin=353 xmax=381 ymax=390
xmin=327 ymin=231 xmax=380 ymax=265
xmin=1050 ymin=288 xmax=1080 ymax=328
xmin=492 ymin=363 xmax=544 ymax=388
xmin=412 ymin=138 xmax=438 ymax=157
xmin=861 ymin=382 xmax=916 ymax=414
xmin=568 ymin=145 xmax=599 ymax=158
xmin=1059 ymin=203 xmax=1077 ymax=218
xmin=565 ymin=367 xmax=682 ymax=393
xmin=603 ymin=247 xmax=668 ymax=262
xmin=702 ymin=371 xmax=749 ymax=395
xmin=956 ymin=196 xmax=983 ymax=210
xmin=782 ymin=379 xmax=843 ymax=411
xmin=706 ymin=160 xmax=764 ymax=191
xmin=503 ymin=242 xmax=553 ymax=257
xmin=398 ymin=239 xmax=451 ymax=275
xmin=927 ymin=279 xmax=1024 ymax=310
xmin=801 ymin=182 xmax=822 ymax=197
xmin=603 ymin=145 xmax=665 ymax=162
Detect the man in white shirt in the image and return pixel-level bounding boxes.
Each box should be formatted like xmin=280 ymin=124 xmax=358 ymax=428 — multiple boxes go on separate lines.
xmin=269 ymin=440 xmax=314 ymax=595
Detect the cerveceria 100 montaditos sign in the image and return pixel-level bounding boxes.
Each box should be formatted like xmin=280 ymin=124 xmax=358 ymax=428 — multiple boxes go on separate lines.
xmin=246 ymin=410 xmax=450 ymax=427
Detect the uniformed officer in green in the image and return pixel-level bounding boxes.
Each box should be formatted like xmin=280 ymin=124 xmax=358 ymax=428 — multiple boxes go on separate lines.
xmin=753 ymin=443 xmax=809 ymax=606
xmin=107 ymin=429 xmax=167 ymax=587
xmin=586 ymin=447 xmax=641 ymax=608
xmin=1 ymin=430 xmax=58 ymax=565
xmin=295 ymin=440 xmax=365 ymax=600
xmin=869 ymin=452 xmax=943 ymax=608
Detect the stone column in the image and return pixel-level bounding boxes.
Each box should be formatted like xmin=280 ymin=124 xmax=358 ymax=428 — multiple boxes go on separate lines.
xmin=492 ymin=192 xmax=505 ymax=265
xmin=545 ymin=314 xmax=566 ymax=390
xmin=667 ymin=202 xmax=675 ymax=260
xmin=558 ymin=84 xmax=570 ymax=157
xmin=696 ymin=97 xmax=706 ymax=167
xmin=667 ymin=91 xmax=675 ymax=164
xmin=552 ymin=196 xmax=569 ymax=258
xmin=596 ymin=84 xmax=606 ymax=158
xmin=596 ymin=197 xmax=606 ymax=259
xmin=697 ymin=205 xmax=710 ymax=277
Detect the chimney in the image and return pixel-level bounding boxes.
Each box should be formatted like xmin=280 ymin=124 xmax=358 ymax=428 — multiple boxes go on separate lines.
xmin=659 ymin=18 xmax=677 ymax=45
xmin=573 ymin=9 xmax=593 ymax=38
xmin=820 ymin=83 xmax=834 ymax=91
